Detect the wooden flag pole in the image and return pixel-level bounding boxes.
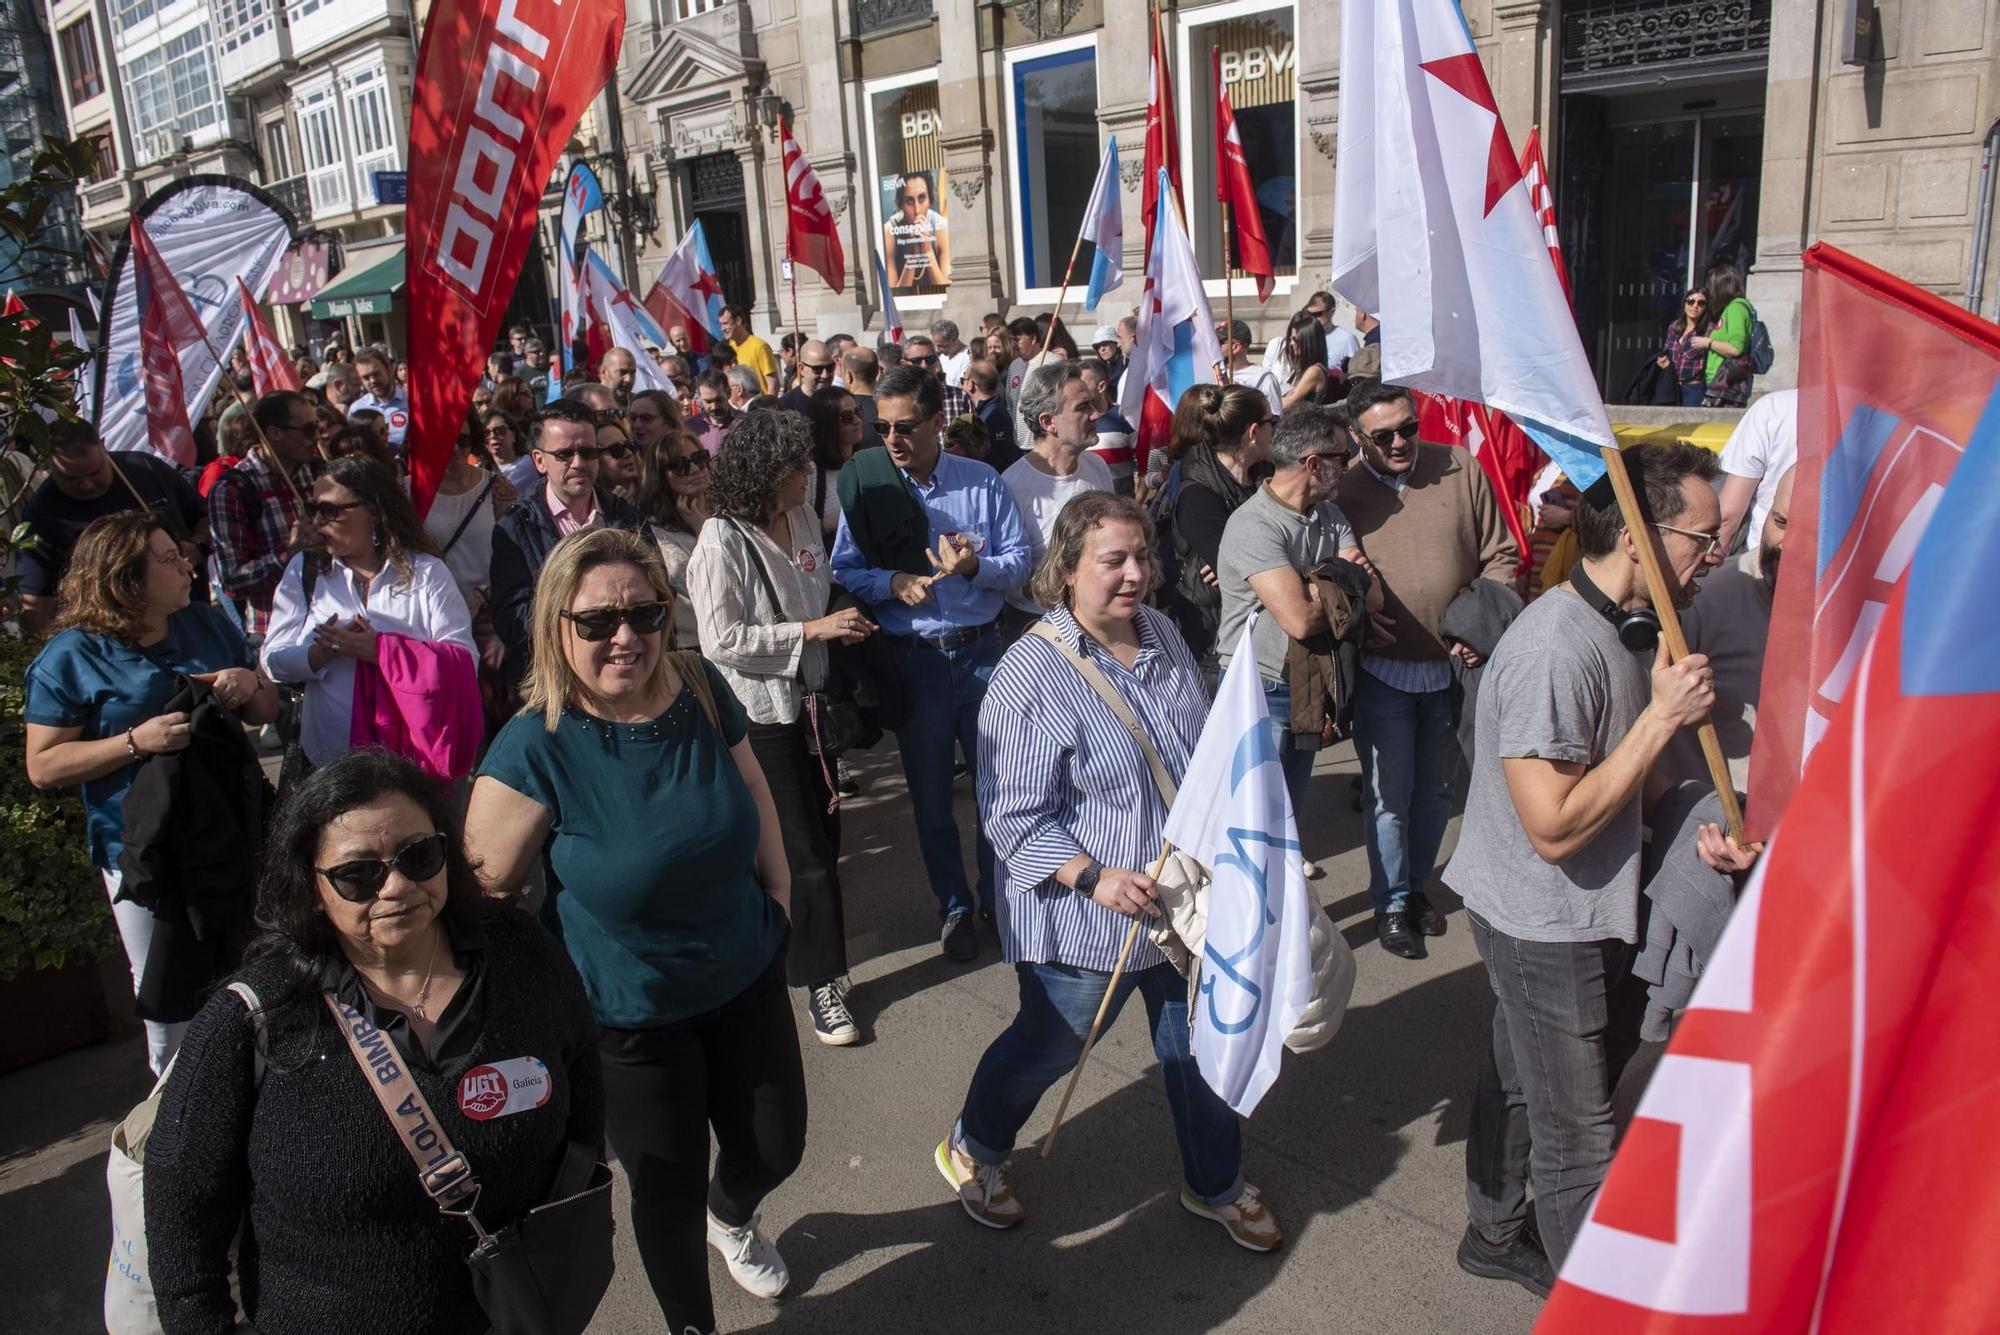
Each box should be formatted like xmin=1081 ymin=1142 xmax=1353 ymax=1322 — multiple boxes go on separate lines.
xmin=1040 ymin=231 xmax=1088 ymax=359
xmin=190 ymin=312 xmax=306 ymax=508
xmin=1596 ymin=444 xmax=1748 ymax=843
xmin=1040 ymin=838 xmax=1178 ymax=1161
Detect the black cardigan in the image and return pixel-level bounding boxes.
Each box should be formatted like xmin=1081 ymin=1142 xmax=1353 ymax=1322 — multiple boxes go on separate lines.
xmin=143 ymin=907 xmax=604 ymax=1335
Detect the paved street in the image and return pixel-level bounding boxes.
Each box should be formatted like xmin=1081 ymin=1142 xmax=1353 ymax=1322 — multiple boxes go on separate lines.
xmin=0 ymin=737 xmax=1579 ymax=1334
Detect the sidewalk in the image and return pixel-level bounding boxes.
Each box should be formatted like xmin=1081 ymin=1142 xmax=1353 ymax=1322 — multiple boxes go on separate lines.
xmin=0 ymin=740 xmax=1550 ymax=1334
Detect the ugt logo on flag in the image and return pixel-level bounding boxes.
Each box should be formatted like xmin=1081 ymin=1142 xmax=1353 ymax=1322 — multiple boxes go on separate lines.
xmin=1162 ymin=620 xmax=1319 ymax=1116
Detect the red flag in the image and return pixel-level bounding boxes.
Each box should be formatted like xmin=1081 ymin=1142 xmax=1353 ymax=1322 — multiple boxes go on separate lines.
xmin=404 ymin=0 xmax=624 ymax=516
xmin=1519 ymin=127 xmax=1570 ymax=301
xmin=1214 ymin=50 xmax=1273 ymax=303
xmin=1141 ymin=12 xmax=1182 ymax=267
xmin=1535 ymin=249 xmax=2000 ymax=1334
xmin=781 ymin=116 xmax=845 ymax=295
xmin=129 ymin=217 xmax=208 ymax=467
xmin=1743 ymin=244 xmax=1993 ymax=841
xmin=236 ymin=279 xmax=300 ymax=394
xmin=1412 ymin=390 xmax=1540 ymax=574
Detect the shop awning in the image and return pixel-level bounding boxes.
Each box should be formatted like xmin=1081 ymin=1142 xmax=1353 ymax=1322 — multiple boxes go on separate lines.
xmin=310 ymin=243 xmax=404 ymax=319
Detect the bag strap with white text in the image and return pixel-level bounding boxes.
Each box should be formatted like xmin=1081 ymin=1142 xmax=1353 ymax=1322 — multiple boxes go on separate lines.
xmin=1027 ymin=620 xmax=1178 ymax=809
xmin=322 ymin=993 xmax=482 ymax=1219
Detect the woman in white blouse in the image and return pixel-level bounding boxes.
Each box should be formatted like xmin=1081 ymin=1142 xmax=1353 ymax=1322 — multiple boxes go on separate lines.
xmin=263 ymin=456 xmax=476 ymax=772
xmin=687 ymin=408 xmax=877 ymax=1048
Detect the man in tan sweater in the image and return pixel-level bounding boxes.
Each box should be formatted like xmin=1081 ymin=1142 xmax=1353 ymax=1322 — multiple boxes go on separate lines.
xmin=1336 ymin=382 xmax=1519 ymax=960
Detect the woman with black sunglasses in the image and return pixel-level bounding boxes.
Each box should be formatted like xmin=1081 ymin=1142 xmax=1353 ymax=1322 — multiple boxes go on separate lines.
xmin=144 ymin=750 xmax=606 ymax=1335
xmin=262 ymin=457 xmax=477 ymax=774
xmin=638 ymin=429 xmax=714 ymax=650
xmin=464 ymin=527 xmax=803 ymax=1334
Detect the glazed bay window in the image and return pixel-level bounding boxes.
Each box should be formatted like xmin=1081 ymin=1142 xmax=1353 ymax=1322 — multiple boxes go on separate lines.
xmin=865 ymin=73 xmax=951 ymax=300
xmin=60 ymin=19 xmax=104 ymax=104
xmin=346 ymin=66 xmax=400 ymax=205
xmin=1008 ymin=41 xmax=1099 ymax=295
xmin=298 ymin=84 xmax=350 ymax=215
xmin=1182 ymin=3 xmax=1298 ymax=287
xmin=124 ymin=28 xmax=225 ymax=150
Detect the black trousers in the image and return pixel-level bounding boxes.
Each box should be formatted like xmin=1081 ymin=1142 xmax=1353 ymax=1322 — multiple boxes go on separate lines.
xmin=748 ymin=721 xmax=847 ymax=987
xmin=597 ymin=950 xmax=808 ymax=1333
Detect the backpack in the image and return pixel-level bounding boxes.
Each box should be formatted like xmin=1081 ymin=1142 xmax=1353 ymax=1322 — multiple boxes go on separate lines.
xmin=106 ymin=981 xmax=266 ymax=1335
xmin=1746 ymin=303 xmax=1776 ymax=375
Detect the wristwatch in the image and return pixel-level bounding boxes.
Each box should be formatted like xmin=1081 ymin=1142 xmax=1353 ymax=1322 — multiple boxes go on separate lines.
xmin=1074 ymin=861 xmax=1103 ymax=896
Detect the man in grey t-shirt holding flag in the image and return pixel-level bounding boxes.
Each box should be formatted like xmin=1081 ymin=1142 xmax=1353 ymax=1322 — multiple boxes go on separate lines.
xmin=1448 ymin=443 xmax=1751 ymax=1295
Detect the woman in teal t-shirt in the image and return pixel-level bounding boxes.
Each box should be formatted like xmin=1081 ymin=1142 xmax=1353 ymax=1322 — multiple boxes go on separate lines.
xmin=1696 ymin=261 xmax=1755 ymax=407
xmin=23 ymin=513 xmax=279 ymax=1073
xmin=464 ymin=527 xmax=800 ymax=1335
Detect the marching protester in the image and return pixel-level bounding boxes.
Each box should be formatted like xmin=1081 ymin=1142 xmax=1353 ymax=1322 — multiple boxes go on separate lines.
xmin=1214 ymin=404 xmax=1378 ymax=814
xmin=1277 ymin=310 xmax=1337 ymax=409
xmin=932 ymin=318 xmax=971 ymax=387
xmin=628 ymin=387 xmax=684 ymax=473
xmin=806 ymin=384 xmax=864 ymax=541
xmin=464 ymin=528 xmax=805 ymax=1332
xmin=1163 ymin=382 xmax=1271 ymax=662
xmin=261 ymin=457 xmax=477 ymax=775
xmin=23 ymin=513 xmax=278 ymax=1074
xmin=597 ymin=414 xmax=643 ymax=508
xmin=209 ymin=391 xmax=324 ymax=645
xmin=489 ymin=399 xmax=648 ymax=694
xmin=841 ymin=347 xmax=884 ymax=449
xmin=1221 ymin=320 xmax=1285 ymax=417
xmin=1449 ymin=443 xmax=1746 ymax=1291
xmin=1335 ymin=382 xmax=1519 ymax=960
xmin=688 ymin=409 xmax=877 ymax=1046
xmin=1077 ymin=360 xmax=1132 ymax=493
xmin=965 ymin=358 xmax=1019 ymax=472
xmin=641 ymin=429 xmax=715 ymax=651
xmin=14 ymin=417 xmax=207 ymax=634
xmin=779 ymin=339 xmax=837 ymax=414
xmin=943 ymin=491 xmax=1280 ymax=1251
xmin=999 ymin=362 xmax=1113 ymax=642
xmin=831 ymin=364 xmax=1034 ymax=962
xmin=144 ymin=750 xmax=605 ymax=1335
xmin=600 ymin=348 xmax=639 ymax=408
xmin=482 ymin=408 xmax=538 ymax=490
xmin=322 ymin=424 xmax=396 ymax=471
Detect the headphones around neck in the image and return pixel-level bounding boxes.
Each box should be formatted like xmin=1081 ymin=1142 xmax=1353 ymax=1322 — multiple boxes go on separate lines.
xmin=1568 ymin=561 xmax=1661 ymax=653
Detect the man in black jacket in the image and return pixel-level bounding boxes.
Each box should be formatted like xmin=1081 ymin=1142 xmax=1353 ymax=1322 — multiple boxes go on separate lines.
xmin=488 ymin=399 xmax=647 ymax=692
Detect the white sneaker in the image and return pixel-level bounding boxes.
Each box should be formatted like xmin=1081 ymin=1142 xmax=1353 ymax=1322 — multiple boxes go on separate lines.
xmin=705 ymin=1209 xmax=789 ymax=1298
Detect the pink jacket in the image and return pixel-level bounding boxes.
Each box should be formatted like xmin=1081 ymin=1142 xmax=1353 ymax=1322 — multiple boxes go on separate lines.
xmin=349 ymin=632 xmax=483 ymax=781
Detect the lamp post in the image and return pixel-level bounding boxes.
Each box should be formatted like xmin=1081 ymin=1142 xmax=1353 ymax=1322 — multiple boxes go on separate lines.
xmin=754 ymin=83 xmax=789 ymax=143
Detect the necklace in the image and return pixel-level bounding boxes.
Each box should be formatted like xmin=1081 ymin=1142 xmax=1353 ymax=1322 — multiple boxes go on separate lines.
xmin=410 ymin=928 xmax=439 ymax=1022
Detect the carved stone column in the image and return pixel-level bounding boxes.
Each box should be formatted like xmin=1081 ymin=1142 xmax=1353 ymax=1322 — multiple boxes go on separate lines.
xmin=1492 ymin=0 xmax=1553 ymax=147
xmin=937 ymin=0 xmax=1006 ymax=327
xmin=1298 ymin=0 xmax=1341 ymax=291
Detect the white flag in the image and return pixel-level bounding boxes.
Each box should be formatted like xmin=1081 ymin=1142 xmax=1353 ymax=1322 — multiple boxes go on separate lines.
xmin=1160 ymin=619 xmax=1318 ymax=1116
xmin=1329 ymin=0 xmax=1611 ymax=487
xmin=583 ymin=254 xmax=675 ymax=396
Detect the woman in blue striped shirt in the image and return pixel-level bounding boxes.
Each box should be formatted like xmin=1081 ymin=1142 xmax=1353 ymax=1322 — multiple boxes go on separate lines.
xmin=934 ymin=492 xmax=1283 ymax=1253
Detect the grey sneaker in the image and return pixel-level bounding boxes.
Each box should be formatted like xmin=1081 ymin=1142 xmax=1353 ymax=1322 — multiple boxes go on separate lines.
xmin=808 ymin=981 xmax=859 ymax=1046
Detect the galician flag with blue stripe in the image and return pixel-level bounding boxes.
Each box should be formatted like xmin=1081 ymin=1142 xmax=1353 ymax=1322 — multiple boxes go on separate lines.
xmin=1081 ymin=136 xmax=1124 ymax=312
xmin=1118 ymin=168 xmax=1220 ymax=470
xmin=1161 ymin=619 xmax=1319 ymax=1116
xmin=1330 ymin=0 xmax=1612 ymax=487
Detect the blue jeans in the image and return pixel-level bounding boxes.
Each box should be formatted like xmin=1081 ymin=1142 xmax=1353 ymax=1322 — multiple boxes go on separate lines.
xmin=890 ymin=631 xmax=998 ymax=920
xmin=1352 ymin=669 xmax=1457 ymax=914
xmin=1678 ymin=381 xmax=1707 ymax=407
xmin=1261 ymin=678 xmax=1315 ymax=818
xmin=957 ymin=961 xmax=1244 ymax=1206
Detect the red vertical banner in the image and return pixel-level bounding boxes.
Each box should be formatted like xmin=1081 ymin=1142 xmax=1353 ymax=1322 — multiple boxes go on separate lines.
xmin=404 ymin=0 xmax=624 ymax=515
xmin=1214 ymin=49 xmax=1273 ymax=303
xmin=1141 ymin=7 xmax=1182 ymax=268
xmin=129 ymin=217 xmax=207 ymax=467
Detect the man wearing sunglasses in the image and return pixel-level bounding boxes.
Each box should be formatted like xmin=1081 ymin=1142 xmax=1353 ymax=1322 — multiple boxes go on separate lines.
xmin=830 ymin=365 xmax=1033 ymax=963
xmin=1335 ymin=382 xmax=1520 ymax=962
xmin=210 ymin=390 xmax=326 ymax=642
xmin=778 ymin=338 xmax=837 ymax=414
xmin=488 ymin=399 xmax=648 ymax=694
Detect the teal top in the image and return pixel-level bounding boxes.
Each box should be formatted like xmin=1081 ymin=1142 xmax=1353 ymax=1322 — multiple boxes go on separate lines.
xmin=1706 ymin=297 xmax=1753 ymax=383
xmin=23 ymin=604 xmax=252 ymax=869
xmin=478 ymin=661 xmax=785 ymax=1028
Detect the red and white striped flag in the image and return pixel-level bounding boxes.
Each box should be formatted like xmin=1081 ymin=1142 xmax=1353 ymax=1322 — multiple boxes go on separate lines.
xmin=782 ymin=116 xmax=845 ymax=294
xmin=1215 ymin=49 xmax=1274 ymax=303
xmin=236 ymin=278 xmax=300 ymax=394
xmin=128 ymin=217 xmax=207 ymax=467
xmin=1141 ymin=13 xmax=1182 ymax=267
xmin=1520 ymin=126 xmax=1570 ymax=301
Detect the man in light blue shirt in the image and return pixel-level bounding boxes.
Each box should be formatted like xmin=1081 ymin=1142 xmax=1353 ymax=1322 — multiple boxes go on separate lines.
xmin=832 ymin=365 xmax=1033 ymax=961
xmin=348 ymin=351 xmax=411 ymax=450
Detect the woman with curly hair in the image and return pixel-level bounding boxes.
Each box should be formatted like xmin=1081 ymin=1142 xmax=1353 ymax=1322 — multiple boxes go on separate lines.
xmin=261 ymin=456 xmax=475 ymax=771
xmin=687 ymin=408 xmax=877 ymax=1046
xmin=23 ymin=512 xmax=279 ymax=1072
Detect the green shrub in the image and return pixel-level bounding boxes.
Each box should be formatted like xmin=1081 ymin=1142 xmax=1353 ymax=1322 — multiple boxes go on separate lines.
xmin=0 ymin=627 xmax=113 ymax=979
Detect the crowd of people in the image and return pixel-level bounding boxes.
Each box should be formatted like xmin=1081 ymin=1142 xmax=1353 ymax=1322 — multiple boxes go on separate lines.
xmin=7 ymin=278 xmax=1789 ymax=1334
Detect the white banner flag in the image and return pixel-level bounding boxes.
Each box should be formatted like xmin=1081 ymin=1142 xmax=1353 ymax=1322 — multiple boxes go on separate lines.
xmin=1160 ymin=618 xmax=1319 ymax=1116
xmin=93 ymin=178 xmax=294 ymax=459
xmin=584 ymin=253 xmax=674 ymax=396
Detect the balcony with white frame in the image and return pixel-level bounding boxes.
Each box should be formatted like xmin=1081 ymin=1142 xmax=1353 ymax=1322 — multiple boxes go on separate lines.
xmin=215 ymin=0 xmax=293 ymax=89
xmin=285 ymin=0 xmax=405 ymax=62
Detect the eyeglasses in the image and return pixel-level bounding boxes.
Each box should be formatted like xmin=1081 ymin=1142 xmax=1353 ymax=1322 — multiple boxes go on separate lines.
xmin=146 ymin=546 xmax=193 ymax=568
xmin=838 ymin=410 xmax=862 ymax=425
xmin=540 ymin=445 xmax=604 ymax=464
xmin=909 ymin=355 xmax=939 ymax=368
xmin=1365 ymin=419 xmax=1422 ymax=449
xmin=1684 ymin=298 xmax=1708 ymax=308
xmin=560 ymin=602 xmax=671 ymax=641
xmin=597 ymin=442 xmax=632 ymax=460
xmin=883 ymin=417 xmax=930 ymax=439
xmin=1653 ymin=522 xmax=1723 ymax=559
xmin=307 ymin=499 xmax=367 ymax=523
xmin=664 ymin=447 xmax=712 ymax=475
xmin=1309 ymin=450 xmax=1353 ymax=469
xmin=800 ymin=360 xmax=835 ymax=374
xmin=316 ymin=832 xmax=448 ymax=903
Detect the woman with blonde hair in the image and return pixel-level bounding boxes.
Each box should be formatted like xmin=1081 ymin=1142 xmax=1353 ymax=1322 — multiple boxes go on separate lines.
xmin=463 ymin=526 xmax=805 ymax=1333
xmin=23 ymin=512 xmax=279 ymax=1072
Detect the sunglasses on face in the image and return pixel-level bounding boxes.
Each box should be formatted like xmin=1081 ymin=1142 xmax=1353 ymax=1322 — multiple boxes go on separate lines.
xmin=883 ymin=418 xmax=929 ymax=439
xmin=800 ymin=361 xmax=835 ymax=374
xmin=1366 ymin=419 xmax=1422 ymax=449
xmin=909 ymin=355 xmax=939 ymax=367
xmin=541 ymin=445 xmax=604 ymax=464
xmin=1685 ymin=298 xmax=1707 ymax=307
xmin=308 ymin=499 xmax=367 ymax=523
xmin=1310 ymin=449 xmax=1353 ymax=469
xmin=597 ymin=442 xmax=632 ymax=460
xmin=317 ymin=832 xmax=449 ymax=903
xmin=838 ymin=410 xmax=862 ymax=425
xmin=665 ymin=447 xmax=713 ymax=475
xmin=561 ymin=601 xmax=671 ymax=641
